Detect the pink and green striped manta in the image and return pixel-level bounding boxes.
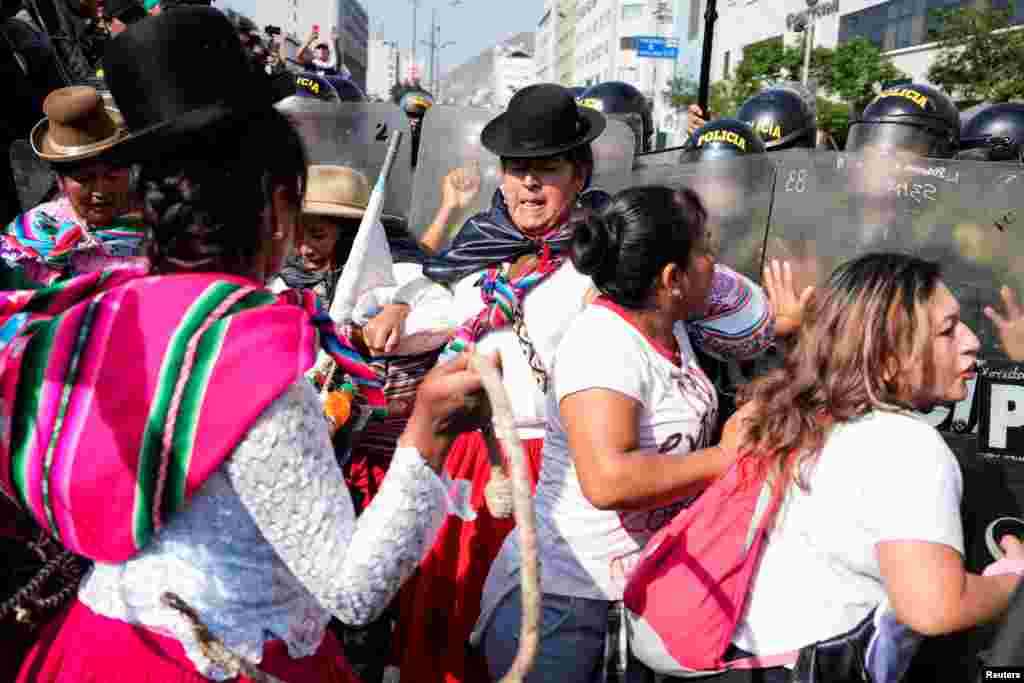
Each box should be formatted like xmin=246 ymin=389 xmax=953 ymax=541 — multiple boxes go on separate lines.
xmin=0 ymin=266 xmax=386 ymax=563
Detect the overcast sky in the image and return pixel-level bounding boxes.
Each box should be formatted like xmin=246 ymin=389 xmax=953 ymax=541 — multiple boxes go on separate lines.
xmin=219 ymin=0 xmax=545 ymax=76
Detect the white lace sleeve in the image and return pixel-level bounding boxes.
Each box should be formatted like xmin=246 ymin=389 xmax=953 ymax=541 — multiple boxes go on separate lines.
xmin=225 ymin=379 xmax=450 ymax=626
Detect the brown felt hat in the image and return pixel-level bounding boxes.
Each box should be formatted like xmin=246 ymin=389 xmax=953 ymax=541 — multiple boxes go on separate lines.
xmin=30 ymin=86 xmax=128 ymax=164
xmin=302 ymin=165 xmax=369 ymax=219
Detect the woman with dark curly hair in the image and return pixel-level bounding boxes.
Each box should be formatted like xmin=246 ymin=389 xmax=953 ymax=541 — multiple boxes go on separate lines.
xmin=7 ymin=8 xmax=487 ymax=682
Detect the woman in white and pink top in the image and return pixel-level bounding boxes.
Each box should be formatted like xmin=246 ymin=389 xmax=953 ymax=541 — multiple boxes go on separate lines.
xmin=476 ymin=185 xmax=801 ymax=682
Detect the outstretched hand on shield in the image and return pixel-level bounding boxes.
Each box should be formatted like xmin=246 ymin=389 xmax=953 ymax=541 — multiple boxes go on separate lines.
xmin=985 ymin=286 xmax=1024 ymax=362
xmin=764 ymin=259 xmax=814 ymax=339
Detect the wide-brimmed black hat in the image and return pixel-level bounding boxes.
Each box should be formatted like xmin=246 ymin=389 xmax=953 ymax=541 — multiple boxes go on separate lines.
xmin=481 ymin=83 xmax=605 ymax=158
xmin=103 ymin=6 xmax=276 ymax=162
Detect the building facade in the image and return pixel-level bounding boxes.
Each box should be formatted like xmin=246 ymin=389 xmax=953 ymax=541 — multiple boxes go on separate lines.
xmin=439 ymin=33 xmax=537 ymax=107
xmin=557 ymin=0 xmax=578 ymax=85
xmin=366 ymin=33 xmax=399 ymax=101
xmin=494 ymin=47 xmax=538 ymax=107
xmin=536 ymin=1 xmax=561 ymax=82
xmin=704 ymin=0 xmax=1024 ymax=94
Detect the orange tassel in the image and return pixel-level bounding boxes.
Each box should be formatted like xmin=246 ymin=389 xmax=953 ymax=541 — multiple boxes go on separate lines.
xmin=324 ymin=389 xmax=353 ymax=434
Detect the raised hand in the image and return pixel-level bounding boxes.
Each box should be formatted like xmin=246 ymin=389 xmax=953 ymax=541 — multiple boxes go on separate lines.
xmin=441 ymin=161 xmax=482 ymax=212
xmin=764 ymin=259 xmax=814 ymax=339
xmin=985 ymin=285 xmax=1024 ymax=362
xmin=687 ymin=104 xmax=708 ymax=136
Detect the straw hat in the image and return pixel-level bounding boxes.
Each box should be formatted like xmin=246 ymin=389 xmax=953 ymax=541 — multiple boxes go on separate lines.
xmin=303 ymin=165 xmax=369 ymax=219
xmin=30 ymin=86 xmax=128 ymax=164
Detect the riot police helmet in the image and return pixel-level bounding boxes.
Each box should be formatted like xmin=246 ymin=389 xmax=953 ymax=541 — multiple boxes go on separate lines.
xmin=737 ymin=86 xmax=816 ymax=151
xmin=679 ymin=118 xmax=766 ymax=163
xmin=847 ymin=83 xmax=959 ymax=158
xmin=958 ymin=103 xmax=1024 ymax=162
xmin=579 ymin=81 xmax=654 ymax=153
xmin=288 ymin=72 xmax=341 ymax=103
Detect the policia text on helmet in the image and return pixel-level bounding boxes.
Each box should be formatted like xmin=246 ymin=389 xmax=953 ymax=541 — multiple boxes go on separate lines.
xmin=846 ymin=83 xmax=959 ymax=159
xmin=736 ymin=86 xmax=817 ymax=152
xmin=679 ymin=118 xmax=767 ymax=163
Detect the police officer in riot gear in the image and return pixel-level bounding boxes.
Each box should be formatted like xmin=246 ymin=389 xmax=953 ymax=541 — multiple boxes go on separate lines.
xmin=736 ymin=86 xmax=817 ymax=151
xmin=958 ymin=103 xmax=1024 ymax=163
xmin=679 ymin=118 xmax=766 ymax=163
xmin=579 ymin=80 xmax=654 ymax=154
xmin=846 ymin=83 xmax=960 ymax=158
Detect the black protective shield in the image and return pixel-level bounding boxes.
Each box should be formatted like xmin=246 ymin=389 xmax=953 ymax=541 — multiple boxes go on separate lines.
xmin=628 ymin=154 xmax=778 ymax=280
xmin=274 ymin=100 xmax=413 ymax=222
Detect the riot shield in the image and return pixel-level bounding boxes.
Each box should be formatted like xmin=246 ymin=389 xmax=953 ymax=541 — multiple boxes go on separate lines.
xmin=406 ymin=107 xmax=636 ymax=246
xmin=763 ymin=152 xmax=1024 ymax=361
xmin=628 ymin=154 xmax=778 ymax=280
xmin=763 ymin=153 xmax=1024 ymax=606
xmin=275 ymin=100 xmax=413 ymax=222
xmin=10 ymin=139 xmax=55 ymax=216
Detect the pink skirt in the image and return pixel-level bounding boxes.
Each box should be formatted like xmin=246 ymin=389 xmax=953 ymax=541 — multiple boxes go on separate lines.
xmin=17 ymin=599 xmax=363 ymax=683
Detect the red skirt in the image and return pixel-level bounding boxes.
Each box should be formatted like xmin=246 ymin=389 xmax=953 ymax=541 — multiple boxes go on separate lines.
xmin=17 ymin=599 xmax=363 ymax=683
xmin=393 ymin=431 xmax=543 ymax=683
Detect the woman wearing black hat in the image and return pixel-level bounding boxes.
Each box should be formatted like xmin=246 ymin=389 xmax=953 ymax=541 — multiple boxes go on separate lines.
xmin=380 ymin=83 xmax=610 ymax=683
xmin=10 ymin=8 xmax=490 ymax=682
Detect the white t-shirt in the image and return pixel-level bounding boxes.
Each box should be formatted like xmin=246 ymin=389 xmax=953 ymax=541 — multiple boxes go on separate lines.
xmin=441 ymin=260 xmax=594 ymax=438
xmin=474 ymin=299 xmax=719 ymax=642
xmin=733 ymin=411 xmax=965 ymax=655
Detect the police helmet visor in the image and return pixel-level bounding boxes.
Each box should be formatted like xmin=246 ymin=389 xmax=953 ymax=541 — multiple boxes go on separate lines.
xmin=847 ymin=122 xmax=939 ymax=158
xmin=959 ymin=135 xmax=1021 ymax=162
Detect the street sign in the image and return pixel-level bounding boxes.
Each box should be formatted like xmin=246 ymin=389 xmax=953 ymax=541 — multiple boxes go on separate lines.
xmin=636 ymin=36 xmax=679 ymax=59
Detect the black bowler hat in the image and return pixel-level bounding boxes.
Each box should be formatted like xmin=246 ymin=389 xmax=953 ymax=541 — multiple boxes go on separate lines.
xmin=481 ymin=83 xmax=606 ymax=158
xmin=103 ymin=6 xmax=276 ymax=161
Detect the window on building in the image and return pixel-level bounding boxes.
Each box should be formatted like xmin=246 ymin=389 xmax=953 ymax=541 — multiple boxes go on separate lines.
xmin=839 ymin=2 xmax=891 ymax=50
xmin=723 ymin=49 xmax=730 ymax=79
xmin=926 ymin=0 xmax=970 ymax=39
xmin=622 ymin=3 xmax=644 ymax=21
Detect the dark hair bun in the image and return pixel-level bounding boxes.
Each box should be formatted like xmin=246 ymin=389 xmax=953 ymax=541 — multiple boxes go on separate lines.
xmin=570 ymin=210 xmax=622 ymax=287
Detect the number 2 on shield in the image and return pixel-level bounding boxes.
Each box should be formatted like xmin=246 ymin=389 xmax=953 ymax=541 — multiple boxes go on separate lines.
xmin=375 ymin=122 xmax=388 ymax=141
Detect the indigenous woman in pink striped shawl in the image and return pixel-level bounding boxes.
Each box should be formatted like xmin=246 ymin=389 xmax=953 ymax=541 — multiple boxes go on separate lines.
xmin=2 ymin=86 xmax=148 ymax=286
xmin=7 ymin=9 xmax=488 ymax=683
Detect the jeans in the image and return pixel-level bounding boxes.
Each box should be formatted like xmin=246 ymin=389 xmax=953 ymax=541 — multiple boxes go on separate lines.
xmin=483 ymin=588 xmax=610 ymax=683
xmin=483 ymin=588 xmax=658 ymax=683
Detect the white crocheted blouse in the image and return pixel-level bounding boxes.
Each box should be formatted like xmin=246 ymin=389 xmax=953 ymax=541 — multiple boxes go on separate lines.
xmin=79 ymin=379 xmax=450 ymax=680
